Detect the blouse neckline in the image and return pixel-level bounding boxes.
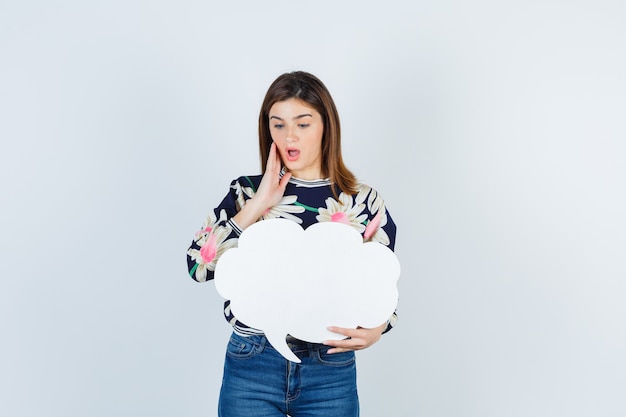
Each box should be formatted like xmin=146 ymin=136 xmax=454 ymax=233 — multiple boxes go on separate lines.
xmin=279 ymin=168 xmax=331 ymax=188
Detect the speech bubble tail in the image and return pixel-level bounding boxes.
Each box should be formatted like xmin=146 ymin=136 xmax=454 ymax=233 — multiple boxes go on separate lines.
xmin=266 ymin=332 xmax=301 ymax=364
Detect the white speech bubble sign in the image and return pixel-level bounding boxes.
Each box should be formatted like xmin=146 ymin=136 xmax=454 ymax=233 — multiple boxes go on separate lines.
xmin=214 ymin=218 xmax=400 ymax=363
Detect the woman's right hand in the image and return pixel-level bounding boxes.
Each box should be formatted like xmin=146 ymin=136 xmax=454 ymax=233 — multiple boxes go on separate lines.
xmin=232 ymin=143 xmax=291 ymax=230
xmin=255 ymin=142 xmax=292 ymax=209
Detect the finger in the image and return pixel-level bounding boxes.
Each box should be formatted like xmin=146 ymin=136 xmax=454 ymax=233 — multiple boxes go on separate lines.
xmin=324 ymin=337 xmax=357 ymax=351
xmin=324 ymin=332 xmax=360 ymax=346
xmin=325 ymin=338 xmax=365 ymax=353
xmin=327 ymin=326 xmax=360 ymax=338
xmin=323 ymin=335 xmax=363 ymax=347
xmin=326 ymin=347 xmax=351 ymax=354
xmin=272 ymin=143 xmax=284 ymax=174
xmin=266 ymin=143 xmax=276 ymax=171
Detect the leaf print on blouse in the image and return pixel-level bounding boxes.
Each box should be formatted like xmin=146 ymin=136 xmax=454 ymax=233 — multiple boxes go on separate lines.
xmin=316 ymin=192 xmax=367 ymax=233
xmin=262 ymin=195 xmax=305 ymax=224
xmin=188 ymin=211 xmax=238 ymax=282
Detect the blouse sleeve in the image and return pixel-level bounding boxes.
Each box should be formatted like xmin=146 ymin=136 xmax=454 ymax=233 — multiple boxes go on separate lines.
xmin=357 ymin=184 xmax=399 ymax=334
xmin=186 ymin=177 xmax=256 ymax=282
xmin=379 ymin=207 xmax=399 ymax=334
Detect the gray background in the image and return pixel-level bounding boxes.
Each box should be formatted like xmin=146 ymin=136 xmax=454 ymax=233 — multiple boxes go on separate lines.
xmin=1 ymin=1 xmax=624 ymax=416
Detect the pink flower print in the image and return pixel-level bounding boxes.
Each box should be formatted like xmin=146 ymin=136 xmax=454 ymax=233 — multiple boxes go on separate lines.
xmin=200 ymin=232 xmax=218 ymax=263
xmin=187 ymin=224 xmax=238 ymax=282
xmin=195 ymin=225 xmax=213 ymax=239
xmin=354 ymin=184 xmax=390 ymax=245
xmin=194 ymin=209 xmax=228 ymax=243
xmin=363 ymin=210 xmax=382 ymax=240
xmin=365 ymin=207 xmax=390 ymax=246
xmin=316 ymin=192 xmax=367 ymax=233
xmin=330 ymin=211 xmax=350 ymax=225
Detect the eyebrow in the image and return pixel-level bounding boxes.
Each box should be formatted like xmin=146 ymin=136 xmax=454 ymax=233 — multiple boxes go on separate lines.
xmin=269 ymin=113 xmax=313 ymax=121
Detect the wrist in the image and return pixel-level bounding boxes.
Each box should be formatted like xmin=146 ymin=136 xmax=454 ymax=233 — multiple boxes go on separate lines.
xmin=233 ymin=198 xmax=268 ymax=230
xmin=246 ymin=197 xmax=270 ymax=216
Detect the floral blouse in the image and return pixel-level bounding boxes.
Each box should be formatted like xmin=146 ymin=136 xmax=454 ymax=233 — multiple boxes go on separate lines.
xmin=187 ymin=173 xmax=398 ymax=335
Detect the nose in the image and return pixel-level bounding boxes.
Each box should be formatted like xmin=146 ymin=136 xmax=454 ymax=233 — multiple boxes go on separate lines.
xmin=285 ymin=127 xmax=298 ymax=143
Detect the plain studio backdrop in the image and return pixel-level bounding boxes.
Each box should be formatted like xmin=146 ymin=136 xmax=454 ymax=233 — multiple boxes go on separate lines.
xmin=1 ymin=1 xmax=624 ymax=416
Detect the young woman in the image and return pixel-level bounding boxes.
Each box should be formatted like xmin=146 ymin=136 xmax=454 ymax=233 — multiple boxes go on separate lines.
xmin=187 ymin=71 xmax=397 ymax=417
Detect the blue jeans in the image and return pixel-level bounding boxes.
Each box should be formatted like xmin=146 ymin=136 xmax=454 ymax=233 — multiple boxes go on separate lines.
xmin=218 ymin=332 xmax=359 ymax=417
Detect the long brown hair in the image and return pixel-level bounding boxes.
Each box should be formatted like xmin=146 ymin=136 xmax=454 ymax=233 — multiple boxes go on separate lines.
xmin=258 ymin=71 xmax=357 ymax=195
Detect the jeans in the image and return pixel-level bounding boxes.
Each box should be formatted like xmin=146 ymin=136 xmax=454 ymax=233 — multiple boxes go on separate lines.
xmin=218 ymin=332 xmax=359 ymax=417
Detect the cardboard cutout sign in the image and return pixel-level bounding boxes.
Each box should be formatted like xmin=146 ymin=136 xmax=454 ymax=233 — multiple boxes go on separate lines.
xmin=214 ymin=219 xmax=400 ymax=363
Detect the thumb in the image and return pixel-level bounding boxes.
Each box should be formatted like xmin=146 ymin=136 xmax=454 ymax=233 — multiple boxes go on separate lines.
xmin=279 ymin=171 xmax=292 ymax=190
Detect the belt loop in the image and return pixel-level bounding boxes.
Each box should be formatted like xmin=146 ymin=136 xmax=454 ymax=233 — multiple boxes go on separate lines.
xmin=257 ymin=335 xmax=267 ymax=353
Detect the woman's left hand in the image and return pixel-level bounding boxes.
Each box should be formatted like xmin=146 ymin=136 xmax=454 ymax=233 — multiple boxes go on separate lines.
xmin=323 ymin=323 xmax=387 ymax=354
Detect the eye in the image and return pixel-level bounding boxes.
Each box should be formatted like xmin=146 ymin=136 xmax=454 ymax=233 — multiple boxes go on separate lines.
xmin=298 ymin=123 xmax=310 ymax=128
xmin=273 ymin=123 xmax=284 ymax=129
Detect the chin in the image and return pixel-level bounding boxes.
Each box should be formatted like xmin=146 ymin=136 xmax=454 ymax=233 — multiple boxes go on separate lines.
xmin=284 ymin=162 xmax=299 ymax=172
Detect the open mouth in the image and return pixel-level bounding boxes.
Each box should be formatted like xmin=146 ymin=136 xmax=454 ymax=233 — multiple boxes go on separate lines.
xmin=286 ymin=149 xmax=300 ymax=161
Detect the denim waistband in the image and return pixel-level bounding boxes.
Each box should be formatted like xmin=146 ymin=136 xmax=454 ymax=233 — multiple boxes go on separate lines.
xmin=285 ymin=335 xmax=326 ymax=352
xmin=232 ymin=332 xmax=327 ymax=358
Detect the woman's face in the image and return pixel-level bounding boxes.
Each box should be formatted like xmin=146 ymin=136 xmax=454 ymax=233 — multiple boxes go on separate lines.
xmin=269 ymin=98 xmax=324 ymax=180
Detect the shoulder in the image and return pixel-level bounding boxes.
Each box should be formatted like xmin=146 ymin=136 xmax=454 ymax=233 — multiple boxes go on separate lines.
xmin=353 ymin=183 xmax=390 ymax=214
xmin=354 ymin=182 xmax=384 ymax=201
